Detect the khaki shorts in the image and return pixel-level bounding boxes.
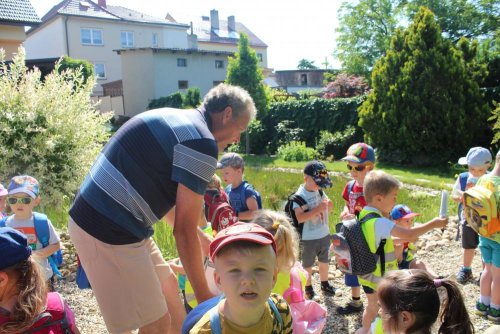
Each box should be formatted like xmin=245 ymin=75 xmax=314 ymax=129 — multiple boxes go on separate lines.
xmin=69 ymin=219 xmax=172 ymax=333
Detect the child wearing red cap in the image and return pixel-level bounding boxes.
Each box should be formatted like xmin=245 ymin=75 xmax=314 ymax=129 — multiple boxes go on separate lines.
xmin=390 ymin=204 xmax=439 ymax=278
xmin=190 ymin=223 xmax=293 ymax=333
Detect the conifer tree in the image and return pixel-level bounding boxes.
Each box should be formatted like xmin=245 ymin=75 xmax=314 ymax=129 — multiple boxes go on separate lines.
xmin=359 ymin=7 xmax=489 ymax=165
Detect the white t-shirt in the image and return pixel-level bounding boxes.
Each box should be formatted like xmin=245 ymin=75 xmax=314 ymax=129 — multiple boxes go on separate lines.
xmin=6 ymin=215 xmax=60 ymax=280
xmin=292 ymin=184 xmax=330 ymax=240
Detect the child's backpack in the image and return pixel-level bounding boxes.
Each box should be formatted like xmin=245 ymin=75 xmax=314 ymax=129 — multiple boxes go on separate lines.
xmin=226 ymin=181 xmax=263 ymax=214
xmin=282 ymin=267 xmax=326 ymax=334
xmin=0 ymin=212 xmax=63 ymax=278
xmin=204 ymin=189 xmax=238 ymax=233
xmin=75 ymin=255 xmax=91 ymax=290
xmin=284 ymin=189 xmax=323 ymax=237
xmin=331 ymin=212 xmax=387 ymax=276
xmin=463 ymin=181 xmax=500 ymax=239
xmin=0 ymin=292 xmax=77 ymax=333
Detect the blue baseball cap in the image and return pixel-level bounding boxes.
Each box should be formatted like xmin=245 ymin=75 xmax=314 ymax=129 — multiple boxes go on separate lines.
xmin=0 ymin=227 xmax=32 ymax=270
xmin=304 ymin=160 xmax=332 ymax=188
xmin=458 ymin=147 xmax=492 ymax=168
xmin=8 ymin=175 xmax=39 ymax=199
xmin=341 ymin=143 xmax=375 ymax=164
xmin=390 ymin=204 xmax=420 ymax=220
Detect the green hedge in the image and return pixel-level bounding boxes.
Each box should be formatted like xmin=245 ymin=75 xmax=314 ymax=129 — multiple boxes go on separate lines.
xmin=265 ymin=96 xmax=365 ymax=149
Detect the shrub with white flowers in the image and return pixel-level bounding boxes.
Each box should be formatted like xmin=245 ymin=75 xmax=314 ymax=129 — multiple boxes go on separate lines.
xmin=0 ymin=48 xmax=111 ymax=208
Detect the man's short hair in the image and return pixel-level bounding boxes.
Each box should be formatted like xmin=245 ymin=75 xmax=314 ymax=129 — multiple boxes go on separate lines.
xmin=202 ymin=83 xmax=256 ymax=121
xmin=363 ymin=170 xmax=401 ymax=202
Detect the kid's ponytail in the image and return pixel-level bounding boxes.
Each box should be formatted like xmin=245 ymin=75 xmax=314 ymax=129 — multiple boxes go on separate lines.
xmin=437 ymin=279 xmax=474 ymax=334
xmin=0 ymin=258 xmax=47 ymax=334
xmin=250 ymin=210 xmax=299 ymax=272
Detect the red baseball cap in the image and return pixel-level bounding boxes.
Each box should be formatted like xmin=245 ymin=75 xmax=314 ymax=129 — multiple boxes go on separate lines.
xmin=209 ymin=223 xmax=277 ymax=260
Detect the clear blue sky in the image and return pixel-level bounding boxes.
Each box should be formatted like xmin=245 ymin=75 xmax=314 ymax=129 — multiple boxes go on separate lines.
xmin=29 ymin=0 xmax=342 ymax=70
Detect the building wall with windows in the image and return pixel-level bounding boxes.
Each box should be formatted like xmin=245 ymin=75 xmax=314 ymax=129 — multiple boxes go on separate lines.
xmin=120 ymin=48 xmax=231 ymax=116
xmin=24 ymin=16 xmax=188 ymax=95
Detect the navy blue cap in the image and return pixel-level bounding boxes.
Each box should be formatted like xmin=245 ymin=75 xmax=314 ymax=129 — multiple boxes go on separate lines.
xmin=0 ymin=227 xmax=32 ymax=270
xmin=304 ymin=160 xmax=332 ymax=188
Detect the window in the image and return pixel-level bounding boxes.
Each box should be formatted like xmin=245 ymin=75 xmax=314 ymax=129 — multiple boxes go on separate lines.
xmin=121 ymin=31 xmax=134 ymax=48
xmin=215 ymin=60 xmax=224 ymax=69
xmin=81 ymin=28 xmax=103 ymax=45
xmin=152 ymin=33 xmax=158 ymax=47
xmin=177 ymin=58 xmax=187 ymax=67
xmin=178 ymin=80 xmax=188 ymax=89
xmin=94 ymin=63 xmax=106 ymax=79
xmin=213 ymin=81 xmax=224 ymax=86
xmin=300 ymin=74 xmax=308 ymax=86
xmin=257 ymin=53 xmax=263 ymax=62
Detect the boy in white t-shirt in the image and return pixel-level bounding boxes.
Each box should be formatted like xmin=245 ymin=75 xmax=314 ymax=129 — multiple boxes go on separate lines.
xmin=3 ymin=175 xmax=61 ymax=282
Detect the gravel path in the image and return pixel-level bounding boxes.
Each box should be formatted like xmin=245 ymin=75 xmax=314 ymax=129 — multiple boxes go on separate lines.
xmin=54 ymin=215 xmax=499 ymax=334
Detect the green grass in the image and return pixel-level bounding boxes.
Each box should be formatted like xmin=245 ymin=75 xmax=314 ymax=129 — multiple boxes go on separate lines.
xmin=44 ymin=155 xmax=460 ymax=259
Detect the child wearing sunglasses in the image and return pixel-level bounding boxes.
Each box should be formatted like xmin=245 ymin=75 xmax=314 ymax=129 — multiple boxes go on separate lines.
xmin=336 ymin=142 xmax=375 ymax=315
xmin=2 ymin=175 xmax=61 ymax=283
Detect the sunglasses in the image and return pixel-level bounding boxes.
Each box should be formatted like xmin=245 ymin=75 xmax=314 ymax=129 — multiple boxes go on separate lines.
xmin=7 ymin=197 xmax=33 ymax=205
xmin=347 ymin=164 xmax=367 ymax=172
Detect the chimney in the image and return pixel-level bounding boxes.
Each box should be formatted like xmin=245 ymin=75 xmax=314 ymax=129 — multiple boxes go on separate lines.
xmin=98 ymin=0 xmax=106 ymax=8
xmin=210 ymin=9 xmax=219 ymax=31
xmin=227 ymin=15 xmax=235 ymax=32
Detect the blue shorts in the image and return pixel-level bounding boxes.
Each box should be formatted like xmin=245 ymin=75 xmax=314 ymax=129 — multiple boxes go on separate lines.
xmin=479 ymin=236 xmax=500 ymax=268
xmin=344 ymin=273 xmax=360 ymax=287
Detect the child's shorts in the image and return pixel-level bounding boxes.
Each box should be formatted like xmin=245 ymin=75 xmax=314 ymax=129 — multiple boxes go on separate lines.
xmin=301 ymin=235 xmax=330 ymax=268
xmin=344 ymin=273 xmax=360 ymax=287
xmin=479 ymin=236 xmax=500 ymax=268
xmin=462 ymin=224 xmax=479 ymax=249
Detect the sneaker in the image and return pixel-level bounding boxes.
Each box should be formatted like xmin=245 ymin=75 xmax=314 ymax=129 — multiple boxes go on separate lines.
xmin=336 ymin=301 xmax=363 ymax=315
xmin=456 ymin=268 xmax=473 ymax=284
xmin=488 ymin=307 xmax=500 ymax=323
xmin=305 ymin=288 xmax=316 ymax=300
xmin=321 ymin=284 xmax=336 ymax=295
xmin=476 ymin=301 xmax=489 ymax=316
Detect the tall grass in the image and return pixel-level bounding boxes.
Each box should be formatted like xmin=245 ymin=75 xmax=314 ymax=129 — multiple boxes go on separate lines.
xmin=44 ymin=167 xmax=457 ymax=260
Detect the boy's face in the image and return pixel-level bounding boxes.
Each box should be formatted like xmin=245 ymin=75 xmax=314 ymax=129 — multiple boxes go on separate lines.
xmin=394 ymin=217 xmax=414 ymax=229
xmin=375 ymin=188 xmax=398 ymax=217
xmin=214 ymin=245 xmax=277 ymax=316
xmin=220 ymin=166 xmax=242 ymax=186
xmin=8 ymin=193 xmax=39 ymax=219
xmin=304 ymin=175 xmax=321 ymax=191
xmin=347 ymin=162 xmax=373 ymax=184
xmin=468 ymin=165 xmax=489 ymax=178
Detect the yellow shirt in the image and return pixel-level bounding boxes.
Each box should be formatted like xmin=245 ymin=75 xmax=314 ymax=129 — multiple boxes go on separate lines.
xmin=189 ymin=294 xmax=293 ymax=334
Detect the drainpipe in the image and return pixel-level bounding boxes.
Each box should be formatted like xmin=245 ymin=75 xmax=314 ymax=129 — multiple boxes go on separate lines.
xmin=64 ymin=16 xmax=70 ymax=56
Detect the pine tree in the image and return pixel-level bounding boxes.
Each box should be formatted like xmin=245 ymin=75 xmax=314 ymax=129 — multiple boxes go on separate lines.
xmin=359 ymin=7 xmax=490 ymax=165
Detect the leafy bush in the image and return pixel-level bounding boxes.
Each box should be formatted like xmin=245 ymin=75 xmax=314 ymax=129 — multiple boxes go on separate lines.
xmin=148 ymin=92 xmax=183 ymax=109
xmin=266 ymin=120 xmax=304 ymax=155
xmin=316 ymin=126 xmax=362 ymax=160
xmin=230 ymin=119 xmax=267 ymax=154
xmin=183 ymin=87 xmax=201 ymax=108
xmin=58 ymin=56 xmax=94 ymax=85
xmin=267 ymin=96 xmax=365 ymax=149
xmin=323 ymin=73 xmax=368 ymax=98
xmin=277 ymin=141 xmax=318 ymax=162
xmin=0 ymin=49 xmax=111 ymax=208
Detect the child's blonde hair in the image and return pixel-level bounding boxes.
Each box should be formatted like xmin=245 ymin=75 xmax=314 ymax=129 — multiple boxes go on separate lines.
xmin=363 ymin=170 xmax=401 ymax=203
xmin=251 ymin=210 xmax=299 ymax=272
xmin=207 ymin=174 xmax=222 ymax=190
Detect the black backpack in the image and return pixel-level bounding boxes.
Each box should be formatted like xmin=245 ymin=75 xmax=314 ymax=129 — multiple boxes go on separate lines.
xmin=284 ymin=190 xmax=323 ymax=237
xmin=331 ymin=212 xmax=387 ymax=276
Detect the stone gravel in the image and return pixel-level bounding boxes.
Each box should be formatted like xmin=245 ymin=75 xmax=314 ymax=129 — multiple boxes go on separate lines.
xmin=55 ymin=217 xmax=497 ymax=333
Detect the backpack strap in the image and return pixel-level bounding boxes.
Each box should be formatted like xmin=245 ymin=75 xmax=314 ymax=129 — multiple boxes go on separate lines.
xmin=209 ymin=297 xmax=282 ymax=333
xmin=359 ymin=212 xmax=387 ymax=276
xmin=241 ymin=181 xmax=263 ymax=210
xmin=347 ymin=180 xmax=356 ymax=194
xmin=459 ymin=172 xmax=469 ymax=191
xmin=0 ymin=216 xmax=6 ymax=227
xmin=33 ymin=213 xmax=63 ymax=279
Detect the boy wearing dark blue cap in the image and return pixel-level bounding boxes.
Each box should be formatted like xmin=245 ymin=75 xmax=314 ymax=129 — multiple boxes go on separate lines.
xmin=292 ymin=160 xmax=335 ymax=300
xmin=3 ymin=175 xmax=61 ymax=282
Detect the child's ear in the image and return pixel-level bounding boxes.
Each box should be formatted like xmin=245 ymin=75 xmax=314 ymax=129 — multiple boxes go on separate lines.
xmin=0 ymin=271 xmax=9 ymax=289
xmin=400 ymin=310 xmax=416 ymax=330
xmin=33 ymin=197 xmax=41 ymax=207
xmin=214 ymin=270 xmax=222 ymax=289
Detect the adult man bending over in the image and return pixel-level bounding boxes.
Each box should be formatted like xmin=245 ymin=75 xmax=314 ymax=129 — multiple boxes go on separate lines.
xmin=68 ymin=84 xmax=255 ymax=334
